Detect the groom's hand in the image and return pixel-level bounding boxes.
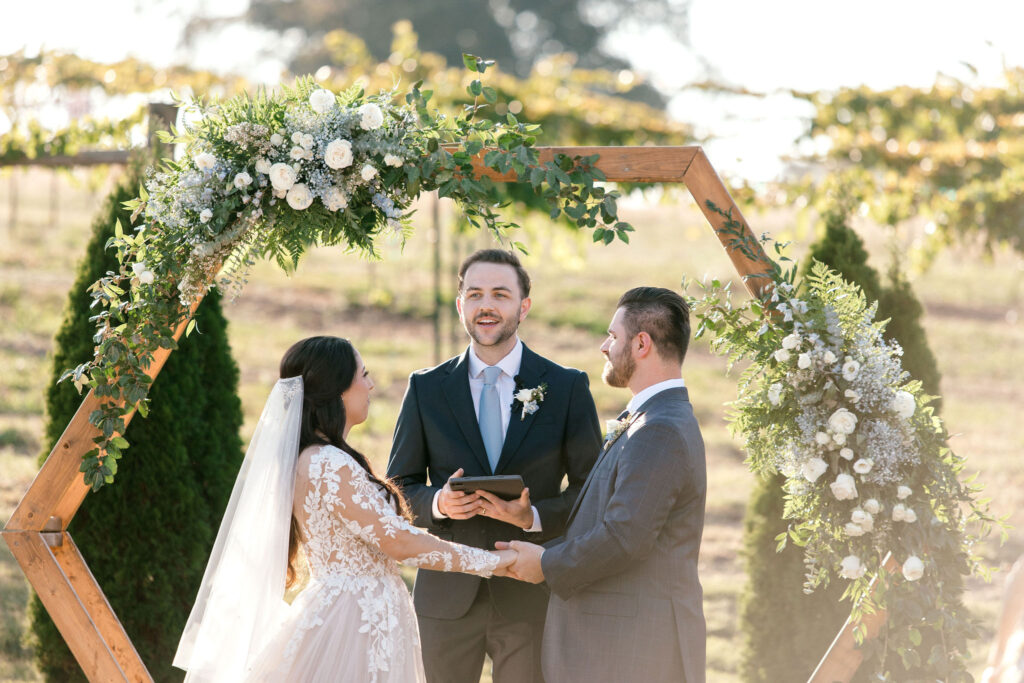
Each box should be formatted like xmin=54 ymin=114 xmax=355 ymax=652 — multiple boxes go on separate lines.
xmin=495 ymin=541 xmax=545 ymax=583
xmin=437 ymin=468 xmax=481 ymax=520
xmin=476 ymin=488 xmax=533 ymax=529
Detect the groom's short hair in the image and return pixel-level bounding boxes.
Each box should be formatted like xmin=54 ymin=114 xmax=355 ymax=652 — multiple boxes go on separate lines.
xmin=458 ymin=249 xmax=532 ymax=299
xmin=617 ymin=287 xmax=691 ymax=364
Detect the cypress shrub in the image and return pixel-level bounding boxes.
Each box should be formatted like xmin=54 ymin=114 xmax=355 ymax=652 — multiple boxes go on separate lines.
xmin=739 ymin=203 xmax=942 ymax=682
xmin=27 ymin=159 xmax=244 ymax=682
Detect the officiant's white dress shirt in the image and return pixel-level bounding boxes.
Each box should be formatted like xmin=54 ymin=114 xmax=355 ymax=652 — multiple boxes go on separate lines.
xmin=432 ymin=338 xmax=542 ymax=531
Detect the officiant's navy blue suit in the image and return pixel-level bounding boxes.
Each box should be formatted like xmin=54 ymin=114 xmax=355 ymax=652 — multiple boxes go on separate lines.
xmin=387 ymin=342 xmax=601 ymax=682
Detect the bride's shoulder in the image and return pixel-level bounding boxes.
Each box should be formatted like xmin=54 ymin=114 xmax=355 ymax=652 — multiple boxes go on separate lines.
xmin=298 ymin=443 xmax=359 ymax=472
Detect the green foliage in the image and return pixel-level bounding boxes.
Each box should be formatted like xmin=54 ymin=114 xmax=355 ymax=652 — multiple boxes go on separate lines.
xmin=28 ymin=159 xmax=243 ymax=681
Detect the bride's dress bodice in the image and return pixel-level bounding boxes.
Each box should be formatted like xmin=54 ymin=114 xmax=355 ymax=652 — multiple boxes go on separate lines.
xmin=257 ymin=443 xmax=496 ymax=682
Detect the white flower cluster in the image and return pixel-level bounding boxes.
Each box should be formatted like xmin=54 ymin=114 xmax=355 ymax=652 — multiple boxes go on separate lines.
xmin=763 ymin=277 xmax=927 ymax=584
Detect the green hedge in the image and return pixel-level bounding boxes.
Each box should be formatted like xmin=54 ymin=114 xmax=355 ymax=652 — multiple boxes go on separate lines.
xmin=738 ymin=204 xmax=942 ymax=682
xmin=27 ymin=158 xmax=244 ymax=682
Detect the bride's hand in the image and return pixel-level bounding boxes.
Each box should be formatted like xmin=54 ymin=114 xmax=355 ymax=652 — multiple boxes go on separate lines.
xmin=492 ymin=548 xmax=518 ymax=577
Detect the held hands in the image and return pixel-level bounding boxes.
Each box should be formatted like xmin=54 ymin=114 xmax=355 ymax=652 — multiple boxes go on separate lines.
xmin=494 ymin=541 xmax=546 ymax=584
xmin=492 ymin=548 xmax=519 ymax=577
xmin=437 ymin=468 xmax=481 ymax=520
xmin=476 ymin=488 xmax=533 ymax=529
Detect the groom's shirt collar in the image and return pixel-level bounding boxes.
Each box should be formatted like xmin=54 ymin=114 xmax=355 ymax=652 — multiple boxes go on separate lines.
xmin=627 ymin=378 xmax=686 ymax=415
xmin=467 ymin=337 xmax=523 ymax=380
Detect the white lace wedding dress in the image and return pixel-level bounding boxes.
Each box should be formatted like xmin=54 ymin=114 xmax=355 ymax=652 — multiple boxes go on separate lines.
xmin=247 ymin=443 xmax=498 ymax=682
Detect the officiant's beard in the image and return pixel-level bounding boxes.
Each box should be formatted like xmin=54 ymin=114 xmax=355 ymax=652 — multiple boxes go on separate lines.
xmin=602 ymin=347 xmax=635 ymax=388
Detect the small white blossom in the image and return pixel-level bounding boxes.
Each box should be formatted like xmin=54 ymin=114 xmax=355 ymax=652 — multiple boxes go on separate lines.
xmin=194 ymin=152 xmax=216 ymax=170
xmin=830 ymin=473 xmax=858 ymax=500
xmin=864 ymin=498 xmax=881 ymax=515
xmin=270 ymin=133 xmax=284 ymax=146
xmin=774 ymin=348 xmax=791 ymax=363
xmin=132 ymin=262 xmax=155 ymax=285
xmin=233 ymin=172 xmax=252 ymax=189
xmin=323 ymin=186 xmax=349 ymax=212
xmin=903 ymin=507 xmax=917 ymax=523
xmin=782 ymin=333 xmax=801 ymax=350
xmin=384 ymin=153 xmax=404 ymax=167
xmin=290 ymin=146 xmax=307 ymax=160
xmin=823 ymin=350 xmax=838 ymax=364
xmin=269 ymin=163 xmax=297 ymax=191
xmin=285 ymin=183 xmax=313 ymax=210
xmin=255 ymin=158 xmax=272 ymax=174
xmin=359 ymin=102 xmax=385 ymax=130
xmin=309 ymin=88 xmax=336 ymax=114
xmin=767 ymin=383 xmax=783 ymax=406
xmin=897 ymin=485 xmax=912 ymax=500
xmin=798 ymin=353 xmax=812 ymax=369
xmin=832 ymin=432 xmax=847 ymax=445
xmin=839 ymin=555 xmax=866 ymax=579
xmin=842 ymin=359 xmax=861 ymax=381
xmin=853 ymin=458 xmax=873 ymax=475
xmin=844 ymin=522 xmax=866 ymax=537
xmin=839 ymin=447 xmax=854 ymax=460
xmin=801 ymin=457 xmax=828 ymax=483
xmin=828 ymin=408 xmax=858 ymax=435
xmin=902 ymin=555 xmax=924 ymax=581
xmin=361 ymin=164 xmax=378 ymax=181
xmin=844 ymin=389 xmax=861 ymax=403
xmin=815 ymin=431 xmax=831 ymax=446
xmin=891 ymin=390 xmax=916 ymax=419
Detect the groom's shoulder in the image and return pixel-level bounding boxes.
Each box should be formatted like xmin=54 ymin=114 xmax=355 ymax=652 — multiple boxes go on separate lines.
xmin=408 ymin=354 xmax=462 ymax=382
xmin=530 ymin=350 xmax=587 ymax=381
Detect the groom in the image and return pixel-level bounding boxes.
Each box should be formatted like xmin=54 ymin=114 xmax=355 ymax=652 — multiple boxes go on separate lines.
xmin=387 ymin=249 xmax=602 ymax=683
xmin=499 ymin=286 xmax=707 ymax=683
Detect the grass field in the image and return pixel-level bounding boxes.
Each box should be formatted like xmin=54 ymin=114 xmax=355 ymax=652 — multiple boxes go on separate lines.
xmin=1 ymin=166 xmax=1021 ymax=681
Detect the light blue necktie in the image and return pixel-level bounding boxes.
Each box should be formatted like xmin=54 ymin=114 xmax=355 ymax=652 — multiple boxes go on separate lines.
xmin=479 ymin=366 xmax=504 ymax=471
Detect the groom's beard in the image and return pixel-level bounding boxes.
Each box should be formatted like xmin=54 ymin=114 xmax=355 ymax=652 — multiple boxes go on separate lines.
xmin=602 ymin=347 xmax=635 ymax=388
xmin=466 ymin=311 xmax=519 ymax=349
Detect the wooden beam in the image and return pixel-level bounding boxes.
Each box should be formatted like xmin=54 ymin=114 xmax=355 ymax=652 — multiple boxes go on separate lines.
xmin=2 ymin=531 xmax=140 ymax=681
xmin=467 ymin=145 xmax=700 ymax=183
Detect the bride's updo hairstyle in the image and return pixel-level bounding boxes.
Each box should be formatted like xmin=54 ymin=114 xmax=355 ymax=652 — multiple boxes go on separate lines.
xmin=279 ymin=336 xmax=411 ymax=585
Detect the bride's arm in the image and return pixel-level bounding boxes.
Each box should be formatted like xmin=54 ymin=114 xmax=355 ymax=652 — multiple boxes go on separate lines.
xmin=319 ymin=450 xmax=505 ymax=576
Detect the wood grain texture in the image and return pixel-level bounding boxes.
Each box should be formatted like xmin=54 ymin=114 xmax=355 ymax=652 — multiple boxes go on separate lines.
xmin=466 ymin=145 xmax=700 ymax=183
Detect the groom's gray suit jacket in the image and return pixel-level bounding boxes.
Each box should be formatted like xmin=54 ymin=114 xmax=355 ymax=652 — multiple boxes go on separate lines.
xmin=540 ymin=386 xmax=707 ymax=683
xmin=387 ymin=344 xmax=602 ymax=623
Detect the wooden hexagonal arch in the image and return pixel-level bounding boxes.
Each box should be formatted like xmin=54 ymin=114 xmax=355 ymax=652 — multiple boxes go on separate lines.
xmin=3 ymin=146 xmax=872 ymax=682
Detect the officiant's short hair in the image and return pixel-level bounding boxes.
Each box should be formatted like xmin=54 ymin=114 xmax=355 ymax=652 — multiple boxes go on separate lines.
xmin=458 ymin=249 xmax=532 ymax=298
xmin=617 ymin=287 xmax=691 ymax=364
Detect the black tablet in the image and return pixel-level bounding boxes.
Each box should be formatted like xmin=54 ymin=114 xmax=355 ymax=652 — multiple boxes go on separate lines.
xmin=449 ymin=475 xmax=525 ymax=501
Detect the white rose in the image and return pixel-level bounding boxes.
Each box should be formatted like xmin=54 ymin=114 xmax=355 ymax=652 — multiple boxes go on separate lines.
xmin=798 ymin=353 xmax=812 ymax=369
xmin=801 ymin=457 xmax=828 ymax=483
xmin=324 ymin=139 xmax=354 ymax=169
xmin=815 ymin=431 xmax=831 ymax=446
xmin=309 ymin=88 xmax=335 ymax=114
xmin=285 ymin=183 xmax=313 ymax=210
xmin=842 ymin=359 xmax=861 ymax=381
xmin=832 ymin=432 xmax=847 ymax=445
xmin=360 ymin=164 xmax=378 ymax=181
xmin=359 ymin=102 xmax=384 ymax=130
xmin=270 ymin=133 xmax=284 ymax=146
xmin=290 ymin=146 xmax=306 ymax=161
xmin=853 ymin=458 xmax=873 ymax=475
xmin=199 ymin=208 xmax=213 ymax=223
xmin=131 ymin=262 xmax=155 ymax=285
xmin=839 ymin=555 xmax=866 ymax=580
xmin=902 ymin=555 xmax=924 ymax=581
xmin=891 ymin=390 xmax=916 ymax=419
xmin=255 ymin=158 xmax=272 ymax=174
xmin=291 ymin=131 xmax=304 ymax=146
xmin=897 ymin=485 xmax=912 ymax=500
xmin=300 ymin=133 xmax=314 ymax=150
xmin=269 ymin=163 xmax=297 ymax=191
xmin=272 ymin=188 xmax=287 ymax=199
xmin=194 ymin=152 xmax=216 ymax=170
xmin=774 ymin=348 xmax=791 ymax=363
xmin=864 ymin=498 xmax=881 ymax=515
xmin=782 ymin=333 xmax=801 ymax=350
xmin=322 ymin=186 xmax=349 ymax=212
xmin=892 ymin=503 xmax=914 ymax=522
xmin=851 ymin=509 xmax=869 ymax=525
xmin=844 ymin=522 xmax=866 ymax=537
xmin=828 ymin=408 xmax=858 ymax=435
xmin=233 ymin=172 xmax=252 ymax=189
xmin=383 ymin=153 xmax=404 ymax=168
xmin=903 ymin=507 xmax=917 ymax=523
xmin=830 ymin=473 xmax=858 ymax=501
xmin=515 ymin=388 xmax=534 ymax=403
xmin=858 ymin=511 xmax=874 ymax=532
xmin=767 ymin=383 xmax=783 ymax=406
xmin=823 ymin=350 xmax=837 ymax=364
xmin=839 ymin=447 xmax=854 ymax=460
xmin=844 ymin=389 xmax=861 ymax=403
xmin=605 ymin=419 xmax=621 ymax=436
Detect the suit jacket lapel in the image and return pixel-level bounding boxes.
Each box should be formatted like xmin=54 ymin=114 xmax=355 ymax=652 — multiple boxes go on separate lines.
xmin=441 ymin=350 xmax=493 ymax=474
xmin=565 ymin=408 xmax=646 ymax=528
xmin=494 ymin=344 xmax=547 ymax=474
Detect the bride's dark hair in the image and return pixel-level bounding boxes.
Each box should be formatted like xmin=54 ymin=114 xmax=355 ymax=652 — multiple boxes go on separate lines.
xmin=279 ymin=335 xmax=411 ymax=587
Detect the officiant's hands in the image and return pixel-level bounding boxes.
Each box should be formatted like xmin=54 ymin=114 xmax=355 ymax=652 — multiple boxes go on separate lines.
xmin=476 ymin=488 xmax=533 ymax=529
xmin=494 ymin=541 xmax=545 ymax=583
xmin=437 ymin=468 xmax=482 ymax=520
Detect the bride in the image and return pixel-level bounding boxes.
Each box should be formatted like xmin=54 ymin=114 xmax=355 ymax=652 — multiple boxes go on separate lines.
xmin=173 ymin=336 xmax=517 ymax=682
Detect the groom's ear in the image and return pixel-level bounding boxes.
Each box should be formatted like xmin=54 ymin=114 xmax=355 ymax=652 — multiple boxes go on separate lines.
xmin=518 ymin=296 xmax=532 ymax=321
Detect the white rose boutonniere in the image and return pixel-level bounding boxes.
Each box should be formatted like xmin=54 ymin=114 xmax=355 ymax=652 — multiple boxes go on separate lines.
xmin=511 ymin=382 xmax=547 ymax=420
xmin=605 ymin=414 xmax=632 ymax=442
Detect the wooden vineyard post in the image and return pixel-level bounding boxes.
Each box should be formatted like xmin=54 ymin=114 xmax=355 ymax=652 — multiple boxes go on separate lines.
xmin=4 ymin=145 xmax=875 ymax=681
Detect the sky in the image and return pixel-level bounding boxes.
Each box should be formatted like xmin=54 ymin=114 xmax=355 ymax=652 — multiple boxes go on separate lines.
xmin=3 ymin=0 xmax=1024 ymax=181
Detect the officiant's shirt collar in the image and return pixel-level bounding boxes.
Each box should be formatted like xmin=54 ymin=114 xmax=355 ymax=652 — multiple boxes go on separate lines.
xmin=627 ymin=378 xmax=686 ymax=415
xmin=468 ymin=337 xmax=523 ymax=379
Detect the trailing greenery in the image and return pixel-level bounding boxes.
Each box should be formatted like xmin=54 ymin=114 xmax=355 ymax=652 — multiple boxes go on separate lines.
xmin=689 ymin=213 xmax=1002 ymax=680
xmin=739 ymin=192 xmax=943 ymax=682
xmin=28 ymin=159 xmax=244 ymax=681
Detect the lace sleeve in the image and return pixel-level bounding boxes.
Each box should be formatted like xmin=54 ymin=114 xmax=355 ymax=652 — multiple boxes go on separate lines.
xmin=317 ymin=447 xmax=498 ymax=577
